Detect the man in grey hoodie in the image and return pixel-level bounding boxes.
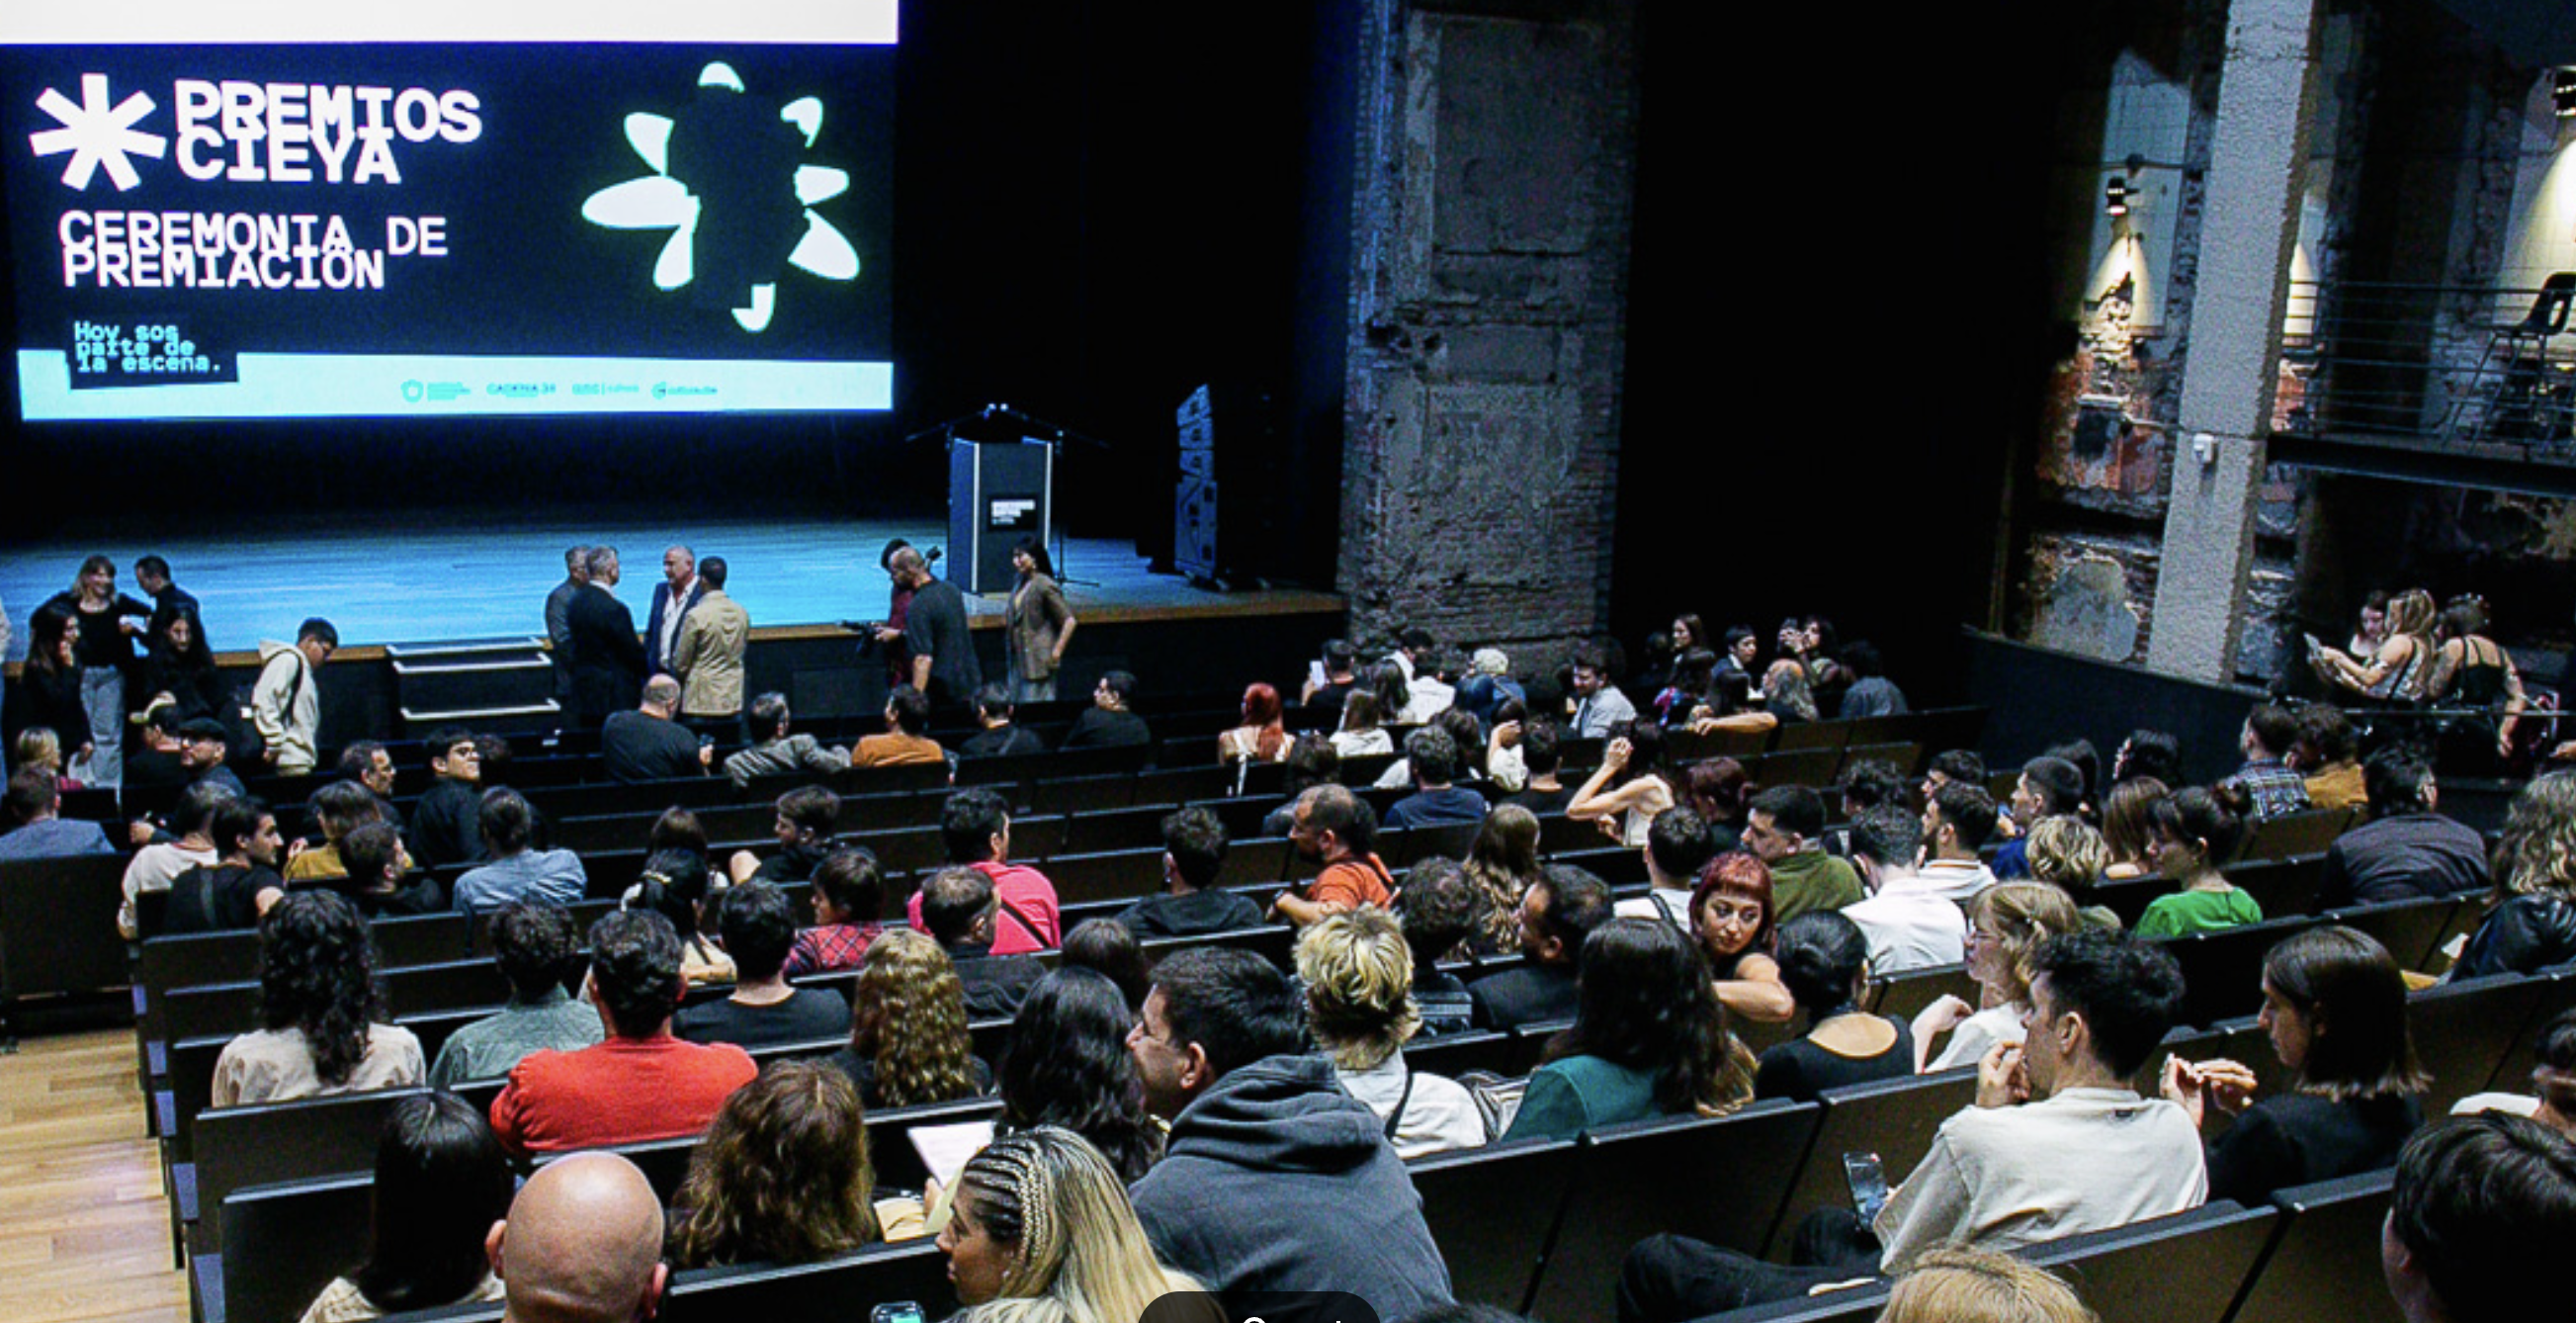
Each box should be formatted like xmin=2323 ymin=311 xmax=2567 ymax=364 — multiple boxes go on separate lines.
xmin=1126 ymin=946 xmax=1453 ymax=1323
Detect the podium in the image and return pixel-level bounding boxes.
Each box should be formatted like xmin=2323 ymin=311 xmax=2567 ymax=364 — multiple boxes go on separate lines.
xmin=948 ymin=440 xmax=1054 ymax=594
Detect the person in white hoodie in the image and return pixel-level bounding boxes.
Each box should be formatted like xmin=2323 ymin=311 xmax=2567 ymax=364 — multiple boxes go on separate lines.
xmin=251 ymin=618 xmax=337 ymax=775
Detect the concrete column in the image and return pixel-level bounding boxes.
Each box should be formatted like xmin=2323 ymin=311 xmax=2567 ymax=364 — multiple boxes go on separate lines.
xmin=2145 ymin=0 xmax=2322 ymax=682
xmin=1338 ymin=0 xmax=1640 ymax=670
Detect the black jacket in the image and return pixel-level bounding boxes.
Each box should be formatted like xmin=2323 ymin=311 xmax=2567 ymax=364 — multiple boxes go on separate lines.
xmin=409 ymin=777 xmax=488 ymax=871
xmin=1130 ymin=1053 xmax=1452 ymax=1323
xmin=565 ymin=586 xmax=645 ymax=725
xmin=2453 ymin=893 xmax=2576 ymax=980
xmin=2317 ymin=813 xmax=2491 ymax=909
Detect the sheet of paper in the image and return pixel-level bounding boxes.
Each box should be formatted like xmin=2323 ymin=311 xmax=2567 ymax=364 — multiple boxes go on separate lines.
xmin=907 ymin=1119 xmax=995 ymax=1188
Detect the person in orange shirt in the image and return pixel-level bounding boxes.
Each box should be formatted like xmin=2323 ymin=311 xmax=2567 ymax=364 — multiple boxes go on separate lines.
xmin=1273 ymin=783 xmax=1396 ymax=927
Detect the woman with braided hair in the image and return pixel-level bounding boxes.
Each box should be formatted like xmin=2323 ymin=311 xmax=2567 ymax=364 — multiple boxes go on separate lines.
xmin=938 ymin=1127 xmax=1208 ymax=1323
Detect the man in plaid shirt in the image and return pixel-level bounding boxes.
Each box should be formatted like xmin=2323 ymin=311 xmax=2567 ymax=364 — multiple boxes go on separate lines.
xmin=2223 ymin=703 xmax=2313 ymax=822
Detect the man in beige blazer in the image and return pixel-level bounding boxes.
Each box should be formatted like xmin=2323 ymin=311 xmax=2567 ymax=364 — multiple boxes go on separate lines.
xmin=671 ymin=556 xmax=749 ymax=732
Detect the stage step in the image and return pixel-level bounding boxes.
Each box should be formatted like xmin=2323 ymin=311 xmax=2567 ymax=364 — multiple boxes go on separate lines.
xmin=387 ymin=639 xmax=559 ymax=735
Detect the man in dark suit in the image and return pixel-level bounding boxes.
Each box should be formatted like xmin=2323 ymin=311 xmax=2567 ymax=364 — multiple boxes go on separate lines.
xmin=567 ymin=546 xmax=646 ymax=726
xmin=643 ymin=544 xmax=705 ymax=680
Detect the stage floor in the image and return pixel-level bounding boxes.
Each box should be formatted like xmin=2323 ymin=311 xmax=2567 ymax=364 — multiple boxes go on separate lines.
xmin=4 ymin=516 xmax=1298 ymax=656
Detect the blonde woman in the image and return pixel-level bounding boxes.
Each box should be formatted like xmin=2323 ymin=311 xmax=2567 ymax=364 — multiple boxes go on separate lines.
xmin=939 ymin=1127 xmax=1211 ymax=1323
xmin=1293 ymin=910 xmax=1487 ymax=1157
xmin=1878 ymin=1245 xmax=2098 ymax=1323
xmin=2311 ymin=587 xmax=2436 ymax=702
xmin=2452 ymin=769 xmax=2576 ymax=979
xmin=1911 ymin=881 xmax=2080 ymax=1072
xmin=2023 ymin=817 xmax=2110 ymax=891
xmin=827 ymin=928 xmax=989 ymax=1108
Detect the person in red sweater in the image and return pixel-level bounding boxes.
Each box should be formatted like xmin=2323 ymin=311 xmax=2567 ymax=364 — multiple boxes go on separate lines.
xmin=490 ymin=909 xmax=755 ymax=1155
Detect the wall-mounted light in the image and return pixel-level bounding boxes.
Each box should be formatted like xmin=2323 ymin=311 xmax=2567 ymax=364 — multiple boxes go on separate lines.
xmin=2105 ymin=175 xmax=2133 ymax=217
xmin=2556 ymin=69 xmax=2576 ymax=118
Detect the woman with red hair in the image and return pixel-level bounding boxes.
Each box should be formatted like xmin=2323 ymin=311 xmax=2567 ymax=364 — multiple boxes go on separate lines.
xmin=1689 ymin=851 xmax=1794 ymax=1022
xmin=1217 ymin=682 xmax=1290 ymax=763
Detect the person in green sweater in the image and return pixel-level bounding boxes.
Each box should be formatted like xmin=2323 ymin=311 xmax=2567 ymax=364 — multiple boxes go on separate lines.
xmin=1502 ymin=917 xmax=1756 ymax=1140
xmin=1744 ymin=784 xmax=1864 ymax=923
xmin=2136 ymin=784 xmax=2265 ymax=938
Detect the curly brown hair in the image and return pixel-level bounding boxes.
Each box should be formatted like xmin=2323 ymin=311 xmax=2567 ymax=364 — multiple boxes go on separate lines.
xmin=256 ymin=891 xmax=384 ymax=1086
xmin=667 ymin=1060 xmax=880 ymax=1268
xmin=849 ymin=928 xmax=981 ymax=1106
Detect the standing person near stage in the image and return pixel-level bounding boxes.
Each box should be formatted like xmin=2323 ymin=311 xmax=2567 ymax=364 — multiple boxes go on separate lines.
xmin=251 ymin=618 xmax=337 ymax=776
xmin=544 ymin=545 xmax=589 ymax=712
xmin=44 ymin=556 xmax=150 ymax=788
xmin=887 ymin=546 xmax=981 ymax=710
xmin=670 ymin=556 xmax=748 ymax=732
xmin=567 ymin=546 xmax=646 ymax=726
xmin=1004 ymin=537 xmax=1076 ymax=704
xmin=132 ymin=555 xmax=202 ymax=642
xmin=11 ymin=606 xmax=89 ymax=778
xmin=644 ymin=545 xmax=705 ymax=682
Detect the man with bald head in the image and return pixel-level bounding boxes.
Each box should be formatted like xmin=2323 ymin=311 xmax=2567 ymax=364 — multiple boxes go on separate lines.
xmin=890 ymin=546 xmax=981 ymax=710
xmin=567 ymin=546 xmax=646 ymax=725
xmin=601 ymin=676 xmax=712 ymax=783
xmin=488 ymin=1151 xmax=668 ymax=1323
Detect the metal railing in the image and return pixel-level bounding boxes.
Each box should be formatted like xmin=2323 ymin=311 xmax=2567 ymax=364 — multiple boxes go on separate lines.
xmin=2273 ymin=278 xmax=2576 ymax=457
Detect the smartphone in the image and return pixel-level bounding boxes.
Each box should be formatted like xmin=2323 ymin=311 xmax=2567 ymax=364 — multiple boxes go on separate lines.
xmin=871 ymin=1304 xmax=926 ymax=1323
xmin=1843 ymin=1151 xmax=1891 ymax=1224
xmin=1308 ymin=658 xmax=1328 ymax=689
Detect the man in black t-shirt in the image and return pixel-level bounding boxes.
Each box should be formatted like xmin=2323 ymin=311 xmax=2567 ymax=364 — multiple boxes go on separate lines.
xmin=162 ymin=797 xmax=287 ymax=934
xmin=673 ymin=882 xmax=851 ymax=1049
xmin=602 ymin=677 xmax=712 ymax=783
xmin=408 ymin=727 xmax=487 ymax=870
xmin=1119 ymin=807 xmax=1265 ymax=938
xmin=959 ymin=685 xmax=1047 ymax=758
xmin=892 ymin=547 xmax=980 ymax=709
xmin=921 ymin=865 xmax=1047 ymax=1019
xmin=1063 ymin=670 xmax=1152 ymax=750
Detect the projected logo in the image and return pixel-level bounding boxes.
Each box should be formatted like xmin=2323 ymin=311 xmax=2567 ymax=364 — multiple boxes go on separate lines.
xmin=30 ymin=73 xmax=167 ymax=192
xmin=581 ymin=62 xmax=857 ymax=333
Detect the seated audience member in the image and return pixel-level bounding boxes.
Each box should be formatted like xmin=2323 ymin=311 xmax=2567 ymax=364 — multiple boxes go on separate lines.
xmin=2111 ymin=729 xmax=2183 ymax=788
xmin=2317 ymin=745 xmax=2490 ymax=909
xmin=489 ymin=910 xmax=757 ymax=1154
xmin=335 ymin=740 xmax=399 ymax=814
xmin=2224 ymin=702 xmax=2312 ymax=821
xmin=1259 ymin=736 xmax=1341 ymax=837
xmin=2099 ymin=775 xmax=2168 ymax=881
xmin=1062 ymin=670 xmax=1152 ymax=749
xmin=1690 ymin=851 xmax=1796 ymax=1023
xmin=853 ymin=684 xmax=946 ymax=767
xmin=1274 ymin=783 xmax=1397 ymax=927
xmin=1915 ymin=882 xmax=2083 ymax=1072
xmin=451 ymin=789 xmax=587 ymax=918
xmin=1297 ymin=909 xmax=1488 ymax=1157
xmin=1403 ymin=647 xmax=1460 ymax=727
xmin=727 ymin=784 xmax=841 ymax=886
xmin=1993 ymin=757 xmax=2084 ymax=880
xmin=2293 ymin=704 xmax=2366 ymax=812
xmin=902 ymin=787 xmax=1064 ymax=953
xmin=1460 ymin=646 xmax=1526 ymax=721
xmin=1395 ymin=857 xmax=1482 ymax=1036
xmin=119 ymin=779 xmax=227 ymax=938
xmin=664 ymin=1060 xmax=883 ymax=1270
xmin=430 ymin=903 xmax=602 ymax=1087
xmin=922 ymin=865 xmax=1050 ymax=1019
xmin=1618 ymin=930 xmax=2202 ymax=1316
xmin=1303 ymin=638 xmax=1359 ymax=715
xmin=2382 ymin=1114 xmax=2576 ymax=1323
xmin=601 ymin=675 xmax=711 ymax=783
xmin=722 ymin=691 xmax=851 ymax=788
xmin=15 ymin=727 xmax=82 ymax=796
xmin=629 ymin=852 xmax=733 ymax=986
xmin=1118 ymin=806 xmax=1264 ymax=937
xmin=162 ymin=797 xmax=289 ymax=935
xmin=942 ymin=1128 xmax=1204 ymax=1323
xmin=214 ymin=891 xmax=425 ymax=1104
xmin=2045 ymin=740 xmax=2103 ymax=820
xmin=1504 ymin=918 xmax=1757 ymax=1140
xmin=829 ymin=927 xmax=992 ymax=1107
xmin=1502 ymin=718 xmax=1577 ymax=815
xmin=1744 ymin=784 xmax=1863 ymax=922
xmin=1874 ymin=1246 xmax=2095 ymax=1323
xmin=0 ymin=764 xmax=113 ymax=861
xmin=1218 ymin=681 xmax=1291 ymax=764
xmin=1568 ymin=642 xmax=1637 ymax=739
xmin=1917 ymin=781 xmax=2002 ymax=903
xmin=2163 ymin=926 xmax=2426 ymax=1204
xmin=2022 ymin=817 xmax=2111 ymax=898
xmin=1462 ymin=804 xmax=1543 ymax=955
xmin=406 ymin=728 xmax=486 ymax=870
xmin=783 ymin=846 xmax=888 ymax=977
xmin=1127 ymin=947 xmax=1454 ymax=1319
xmin=2136 ymin=785 xmax=2264 ymax=937
xmin=1382 ymin=726 xmax=1491 ymax=830
xmin=675 ymin=882 xmax=853 ymax=1049
xmin=2453 ymin=1007 xmax=2576 ymax=1136
xmin=1677 ymin=756 xmax=1754 ymax=856
xmin=960 ymin=684 xmax=1047 ymax=758
xmin=1843 ymin=805 xmax=1966 ymax=975
xmin=1834 ymin=641 xmax=1908 ymax=719
xmin=2450 ymin=769 xmax=2576 ymax=979
xmin=1568 ymin=722 xmax=1677 ymax=847
xmin=118 ymin=712 xmax=191 ymax=794
xmin=487 ymin=1152 xmax=669 ymax=1323
xmin=997 ymin=969 xmax=1168 ymax=1182
xmin=284 ymin=780 xmax=386 ymax=883
xmin=175 ymin=717 xmax=250 ymax=798
xmin=297 ymin=1092 xmax=514 ymax=1322
xmin=1616 ymin=807 xmax=1718 ymax=927
xmin=1827 ymin=758 xmax=1911 ymax=857
xmin=1756 ymin=911 xmax=1915 ymax=1103
xmin=1469 ymin=864 xmax=1614 ymax=1030
xmin=1061 ymin=918 xmax=1154 ymax=1011
xmin=336 ymin=822 xmax=444 ymax=917
xmin=1331 ymin=689 xmax=1396 ymax=760
xmin=1920 ymin=748 xmax=1987 ymax=802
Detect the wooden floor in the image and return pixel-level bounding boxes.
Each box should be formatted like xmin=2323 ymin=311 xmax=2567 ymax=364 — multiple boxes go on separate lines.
xmin=0 ymin=1031 xmax=188 ymax=1323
